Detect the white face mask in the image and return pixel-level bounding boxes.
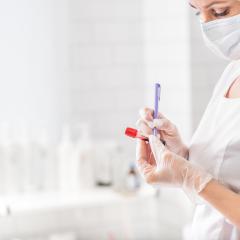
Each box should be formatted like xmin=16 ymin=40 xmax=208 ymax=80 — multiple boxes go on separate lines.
xmin=201 ymin=14 xmax=240 ymax=61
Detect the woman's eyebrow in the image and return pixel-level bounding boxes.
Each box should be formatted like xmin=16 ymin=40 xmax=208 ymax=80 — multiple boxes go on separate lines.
xmin=189 ymin=3 xmax=197 ymax=9
xmin=189 ymin=1 xmax=227 ymax=9
xmin=205 ymin=1 xmax=227 ymax=8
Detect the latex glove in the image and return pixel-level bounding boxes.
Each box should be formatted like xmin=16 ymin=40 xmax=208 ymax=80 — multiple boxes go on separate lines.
xmin=136 ymin=108 xmax=188 ymax=159
xmin=136 ymin=135 xmax=213 ymax=200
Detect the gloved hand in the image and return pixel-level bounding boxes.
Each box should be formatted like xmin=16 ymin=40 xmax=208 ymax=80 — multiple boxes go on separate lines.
xmin=136 ymin=135 xmax=213 ymax=201
xmin=136 ymin=108 xmax=189 ymax=159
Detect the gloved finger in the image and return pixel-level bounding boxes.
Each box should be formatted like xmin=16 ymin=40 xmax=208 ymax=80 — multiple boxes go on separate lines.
xmin=139 ymin=108 xmax=153 ymax=121
xmin=149 ymin=135 xmax=166 ymax=169
xmin=139 ymin=108 xmax=165 ymax=121
xmin=136 ymin=119 xmax=161 ymax=139
xmin=136 ymin=119 xmax=153 ymax=136
xmin=139 ymin=108 xmax=169 ymax=131
xmin=137 ymin=117 xmax=154 ymax=129
xmin=136 ymin=140 xmax=155 ymax=175
xmin=136 ymin=139 xmax=148 ymax=162
xmin=153 ymin=119 xmax=176 ymax=133
xmin=139 ymin=118 xmax=164 ymax=130
xmin=136 ymin=138 xmax=157 ymax=165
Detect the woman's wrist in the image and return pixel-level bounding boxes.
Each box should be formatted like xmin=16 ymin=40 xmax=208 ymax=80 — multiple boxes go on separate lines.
xmin=178 ymin=145 xmax=189 ymax=159
xmin=198 ymin=179 xmax=216 ymax=197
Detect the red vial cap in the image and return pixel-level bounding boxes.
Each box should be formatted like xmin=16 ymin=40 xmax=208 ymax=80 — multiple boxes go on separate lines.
xmin=125 ymin=127 xmax=138 ymax=138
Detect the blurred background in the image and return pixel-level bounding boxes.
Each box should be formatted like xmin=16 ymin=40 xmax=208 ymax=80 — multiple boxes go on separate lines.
xmin=0 ymin=0 xmax=227 ymax=239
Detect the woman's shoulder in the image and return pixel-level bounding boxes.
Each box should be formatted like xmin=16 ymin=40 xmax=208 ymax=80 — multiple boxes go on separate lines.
xmin=221 ymin=60 xmax=240 ymax=80
xmin=226 ymin=59 xmax=240 ymax=74
xmin=211 ymin=60 xmax=240 ymax=98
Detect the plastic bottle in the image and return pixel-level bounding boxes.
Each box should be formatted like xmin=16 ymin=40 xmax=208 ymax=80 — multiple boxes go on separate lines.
xmin=12 ymin=125 xmax=32 ymax=193
xmin=58 ymin=125 xmax=79 ymax=193
xmin=0 ymin=123 xmax=11 ymax=194
xmin=74 ymin=123 xmax=94 ymax=190
xmin=31 ymin=129 xmax=54 ymax=192
xmin=126 ymin=162 xmax=140 ymax=192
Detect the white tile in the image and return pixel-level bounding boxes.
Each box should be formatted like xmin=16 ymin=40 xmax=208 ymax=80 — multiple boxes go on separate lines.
xmin=69 ymin=22 xmax=95 ymax=44
xmin=92 ymin=66 xmax=145 ymax=89
xmin=72 ymin=71 xmax=144 ymax=94
xmin=113 ymin=44 xmax=144 ymax=65
xmin=70 ymin=45 xmax=113 ymax=68
xmin=142 ymin=0 xmax=187 ymax=18
xmin=144 ymin=43 xmax=189 ymax=65
xmin=70 ymin=0 xmax=142 ymax=20
xmin=143 ymin=20 xmax=188 ymax=43
xmin=94 ymin=22 xmax=143 ymax=44
xmin=70 ymin=88 xmax=143 ymax=112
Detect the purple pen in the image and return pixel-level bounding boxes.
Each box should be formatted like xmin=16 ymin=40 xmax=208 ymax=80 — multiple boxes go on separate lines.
xmin=153 ymin=83 xmax=161 ymax=136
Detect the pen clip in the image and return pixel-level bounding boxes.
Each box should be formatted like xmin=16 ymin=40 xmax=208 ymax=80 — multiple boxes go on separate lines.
xmin=158 ymin=85 xmax=161 ymax=101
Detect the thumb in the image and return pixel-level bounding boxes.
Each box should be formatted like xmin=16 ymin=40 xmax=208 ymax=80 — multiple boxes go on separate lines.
xmin=153 ymin=118 xmax=176 ymax=132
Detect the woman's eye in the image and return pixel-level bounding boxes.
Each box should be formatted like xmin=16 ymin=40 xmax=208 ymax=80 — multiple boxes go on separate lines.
xmin=212 ymin=9 xmax=230 ymax=17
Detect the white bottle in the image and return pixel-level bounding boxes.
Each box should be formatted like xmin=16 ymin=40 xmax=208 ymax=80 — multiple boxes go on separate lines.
xmin=4 ymin=124 xmax=31 ymax=194
xmin=74 ymin=123 xmax=94 ymax=190
xmin=31 ymin=129 xmax=52 ymax=192
xmin=41 ymin=130 xmax=58 ymax=192
xmin=126 ymin=162 xmax=140 ymax=192
xmin=14 ymin=125 xmax=32 ymax=193
xmin=0 ymin=123 xmax=11 ymax=195
xmin=58 ymin=125 xmax=79 ymax=193
xmin=94 ymin=140 xmax=115 ymax=188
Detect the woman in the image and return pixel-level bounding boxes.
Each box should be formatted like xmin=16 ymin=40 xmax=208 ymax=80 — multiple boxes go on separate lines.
xmin=136 ymin=0 xmax=240 ymax=239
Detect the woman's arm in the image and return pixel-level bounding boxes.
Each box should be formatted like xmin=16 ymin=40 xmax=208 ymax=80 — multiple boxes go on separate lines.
xmin=199 ymin=180 xmax=240 ymax=228
xmin=136 ymin=123 xmax=240 ymax=228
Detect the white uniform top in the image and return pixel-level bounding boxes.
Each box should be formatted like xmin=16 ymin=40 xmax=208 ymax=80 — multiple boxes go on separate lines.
xmin=189 ymin=59 xmax=240 ymax=240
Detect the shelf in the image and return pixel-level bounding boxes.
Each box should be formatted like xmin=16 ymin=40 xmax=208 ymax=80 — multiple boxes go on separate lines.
xmin=0 ymin=187 xmax=156 ymax=216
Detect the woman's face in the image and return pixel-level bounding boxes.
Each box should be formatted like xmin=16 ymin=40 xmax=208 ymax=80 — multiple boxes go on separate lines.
xmin=189 ymin=0 xmax=240 ymax=22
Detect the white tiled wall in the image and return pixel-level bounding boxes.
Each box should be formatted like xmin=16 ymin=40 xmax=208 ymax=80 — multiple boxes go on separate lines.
xmin=68 ymin=0 xmax=145 ymax=142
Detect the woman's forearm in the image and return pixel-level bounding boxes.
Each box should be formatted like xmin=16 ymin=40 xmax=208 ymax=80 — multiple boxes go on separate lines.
xmin=199 ymin=179 xmax=240 ymax=228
